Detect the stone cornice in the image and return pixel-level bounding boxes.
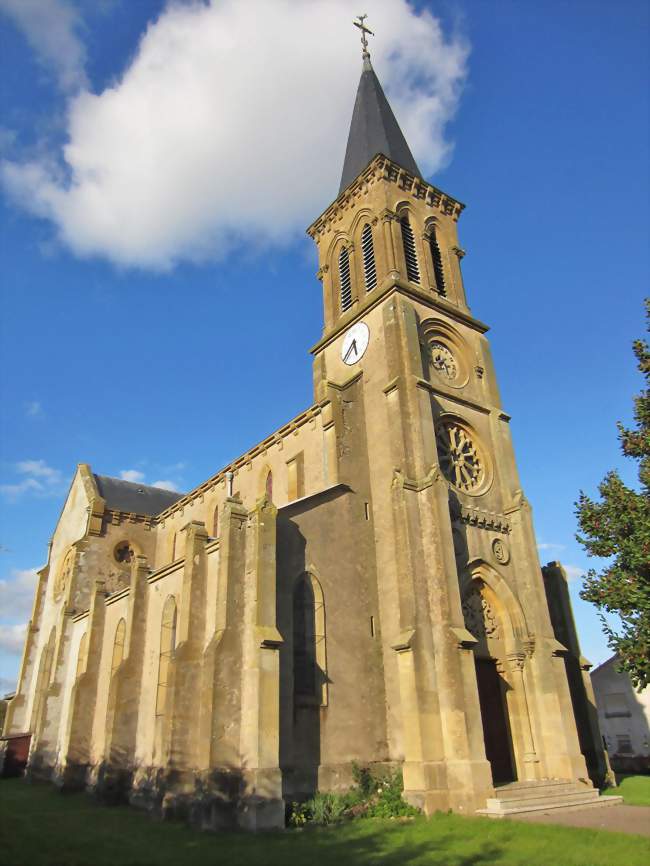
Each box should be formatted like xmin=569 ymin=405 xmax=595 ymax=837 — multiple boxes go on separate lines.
xmin=310 ymin=277 xmax=489 ymax=356
xmin=105 ymin=586 xmax=130 ymax=606
xmin=307 ymin=154 xmax=465 ymax=239
xmin=155 ymin=403 xmax=322 ymax=523
xmin=147 ymin=559 xmax=184 ymax=585
xmin=415 ymin=378 xmax=492 ymax=416
xmin=105 ymin=510 xmax=153 ymax=530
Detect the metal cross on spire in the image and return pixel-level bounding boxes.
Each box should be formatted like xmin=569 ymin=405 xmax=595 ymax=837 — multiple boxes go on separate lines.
xmin=354 ymin=14 xmax=374 ymax=60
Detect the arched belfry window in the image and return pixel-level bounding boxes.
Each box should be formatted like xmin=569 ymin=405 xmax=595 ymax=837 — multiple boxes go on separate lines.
xmin=265 ymin=470 xmax=273 ymax=501
xmin=400 ymin=216 xmax=420 ymax=284
xmin=338 ymin=247 xmax=352 ymax=312
xmin=293 ymin=573 xmax=327 ymax=706
xmin=428 ymin=225 xmax=447 ymax=297
xmin=212 ymin=504 xmax=219 ymax=537
xmin=155 ymin=597 xmax=177 ymax=728
xmin=361 ymin=223 xmax=377 ymax=291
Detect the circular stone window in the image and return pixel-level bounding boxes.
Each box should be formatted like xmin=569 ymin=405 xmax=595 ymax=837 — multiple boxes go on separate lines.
xmin=436 ymin=419 xmax=490 ymax=494
xmin=54 ymin=549 xmax=74 ymax=600
xmin=114 ymin=541 xmax=135 ymax=566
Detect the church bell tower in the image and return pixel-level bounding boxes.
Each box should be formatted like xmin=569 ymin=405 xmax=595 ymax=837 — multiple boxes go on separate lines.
xmin=305 ymin=20 xmax=601 ymax=813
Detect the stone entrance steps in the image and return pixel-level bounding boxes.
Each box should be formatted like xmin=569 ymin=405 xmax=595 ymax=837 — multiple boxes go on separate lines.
xmin=476 ymin=779 xmax=623 ymax=818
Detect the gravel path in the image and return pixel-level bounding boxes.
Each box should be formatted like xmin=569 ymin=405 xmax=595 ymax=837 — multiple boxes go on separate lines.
xmin=511 ymin=804 xmax=650 ymax=837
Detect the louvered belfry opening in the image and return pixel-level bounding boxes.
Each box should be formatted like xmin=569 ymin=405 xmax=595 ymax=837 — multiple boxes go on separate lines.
xmin=339 ymin=247 xmax=353 ymax=312
xmin=429 ymin=226 xmax=447 ymax=297
xmin=400 ymin=216 xmax=420 ymax=284
xmin=361 ymin=223 xmax=377 ymax=291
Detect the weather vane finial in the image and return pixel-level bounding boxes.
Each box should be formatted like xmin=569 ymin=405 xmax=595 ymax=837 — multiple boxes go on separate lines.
xmin=354 ymin=14 xmax=374 ymax=60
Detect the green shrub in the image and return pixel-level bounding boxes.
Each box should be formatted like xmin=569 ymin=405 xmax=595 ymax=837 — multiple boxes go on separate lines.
xmin=289 ymin=765 xmax=420 ymax=826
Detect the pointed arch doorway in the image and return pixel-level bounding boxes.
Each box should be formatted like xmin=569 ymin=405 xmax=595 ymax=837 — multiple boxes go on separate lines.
xmin=462 ymin=579 xmax=517 ymax=784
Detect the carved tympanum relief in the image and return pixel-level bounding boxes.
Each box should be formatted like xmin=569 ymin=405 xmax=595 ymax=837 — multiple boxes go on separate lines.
xmin=462 ymin=582 xmax=500 ymax=641
xmin=436 ymin=419 xmax=486 ymax=494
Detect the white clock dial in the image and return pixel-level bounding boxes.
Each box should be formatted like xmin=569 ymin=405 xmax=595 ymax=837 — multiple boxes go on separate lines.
xmin=341 ymin=321 xmax=370 ymax=365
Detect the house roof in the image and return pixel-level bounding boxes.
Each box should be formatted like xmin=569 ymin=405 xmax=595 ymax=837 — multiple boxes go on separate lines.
xmin=94 ymin=475 xmax=184 ymax=516
xmin=339 ymin=57 xmax=422 ymax=194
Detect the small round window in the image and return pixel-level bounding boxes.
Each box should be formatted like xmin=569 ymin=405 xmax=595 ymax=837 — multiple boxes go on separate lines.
xmin=114 ymin=541 xmax=134 ymax=566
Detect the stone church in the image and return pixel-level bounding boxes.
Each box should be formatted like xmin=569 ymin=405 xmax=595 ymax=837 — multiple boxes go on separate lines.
xmin=2 ymin=39 xmax=614 ymax=828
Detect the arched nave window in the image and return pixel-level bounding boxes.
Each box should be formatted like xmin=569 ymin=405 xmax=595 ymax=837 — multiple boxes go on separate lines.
xmin=155 ymin=596 xmax=177 ymax=728
xmin=293 ymin=573 xmax=327 ymax=706
xmin=75 ymin=632 xmax=88 ymax=679
xmin=30 ymin=627 xmax=56 ymax=733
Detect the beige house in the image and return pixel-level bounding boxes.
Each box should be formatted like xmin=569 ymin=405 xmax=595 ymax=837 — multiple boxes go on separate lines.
xmin=592 ymin=656 xmax=650 ymax=773
xmin=1 ymin=47 xmax=617 ymax=828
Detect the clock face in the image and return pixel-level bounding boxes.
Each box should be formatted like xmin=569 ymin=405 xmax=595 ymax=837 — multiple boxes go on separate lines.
xmin=341 ymin=322 xmax=370 ymax=366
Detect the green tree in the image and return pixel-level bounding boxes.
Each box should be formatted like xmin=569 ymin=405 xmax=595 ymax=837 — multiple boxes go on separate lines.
xmin=575 ymin=299 xmax=650 ymax=690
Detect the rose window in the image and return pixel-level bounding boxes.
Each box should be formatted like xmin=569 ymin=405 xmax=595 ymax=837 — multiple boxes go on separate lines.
xmin=54 ymin=550 xmax=74 ymax=599
xmin=436 ymin=420 xmax=485 ymax=492
xmin=429 ymin=341 xmax=457 ymax=380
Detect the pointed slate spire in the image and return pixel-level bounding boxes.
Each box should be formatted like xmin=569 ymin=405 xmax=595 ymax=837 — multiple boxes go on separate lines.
xmin=339 ymin=57 xmax=422 ymax=194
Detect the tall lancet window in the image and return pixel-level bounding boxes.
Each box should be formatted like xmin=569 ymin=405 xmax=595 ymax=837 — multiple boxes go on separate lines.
xmin=400 ymin=216 xmax=420 ymax=284
xmin=293 ymin=573 xmax=327 ymax=706
xmin=154 ymin=595 xmax=177 ymax=762
xmin=361 ymin=223 xmax=377 ymax=291
xmin=155 ymin=597 xmax=177 ymax=726
xmin=104 ymin=619 xmax=126 ymax=756
xmin=31 ymin=627 xmax=56 ymax=735
xmin=429 ymin=226 xmax=447 ymax=297
xmin=338 ymin=247 xmax=352 ymax=312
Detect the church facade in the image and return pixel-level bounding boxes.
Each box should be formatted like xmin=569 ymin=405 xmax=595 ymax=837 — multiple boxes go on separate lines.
xmin=2 ymin=49 xmax=611 ymax=828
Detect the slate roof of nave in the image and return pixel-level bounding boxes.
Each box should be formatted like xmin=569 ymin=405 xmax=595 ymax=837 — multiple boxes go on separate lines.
xmin=94 ymin=475 xmax=185 ymax=516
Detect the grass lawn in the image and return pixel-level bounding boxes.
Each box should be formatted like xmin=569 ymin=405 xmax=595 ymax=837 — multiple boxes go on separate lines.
xmin=603 ymin=775 xmax=650 ymax=807
xmin=1 ymin=778 xmax=648 ymax=866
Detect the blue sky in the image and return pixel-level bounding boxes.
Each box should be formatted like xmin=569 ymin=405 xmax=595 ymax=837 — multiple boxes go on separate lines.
xmin=0 ymin=0 xmax=647 ymax=692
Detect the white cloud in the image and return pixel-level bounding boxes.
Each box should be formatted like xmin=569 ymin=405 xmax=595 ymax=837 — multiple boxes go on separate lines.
xmin=16 ymin=459 xmax=61 ymax=482
xmin=1 ymin=0 xmax=469 ymax=270
xmin=120 ymin=470 xmax=180 ymax=492
xmin=151 ymin=479 xmax=179 ymax=492
xmin=537 ymin=542 xmax=566 ymax=552
xmin=563 ymin=565 xmax=586 ymax=582
xmin=0 ymin=478 xmax=44 ymax=499
xmin=119 ymin=469 xmax=146 ymax=484
xmin=0 ymin=623 xmax=28 ymax=655
xmin=24 ymin=400 xmax=43 ymax=417
xmin=0 ymin=568 xmax=39 ymax=622
xmin=0 ymin=0 xmax=87 ymax=93
xmin=0 ymin=459 xmax=65 ymax=500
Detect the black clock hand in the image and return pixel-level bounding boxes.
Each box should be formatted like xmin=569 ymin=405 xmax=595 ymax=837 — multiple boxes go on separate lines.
xmin=343 ymin=339 xmax=357 ymax=363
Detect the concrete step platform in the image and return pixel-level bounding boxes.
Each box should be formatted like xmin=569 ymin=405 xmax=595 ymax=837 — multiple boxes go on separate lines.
xmin=476 ymin=780 xmax=624 ymax=818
